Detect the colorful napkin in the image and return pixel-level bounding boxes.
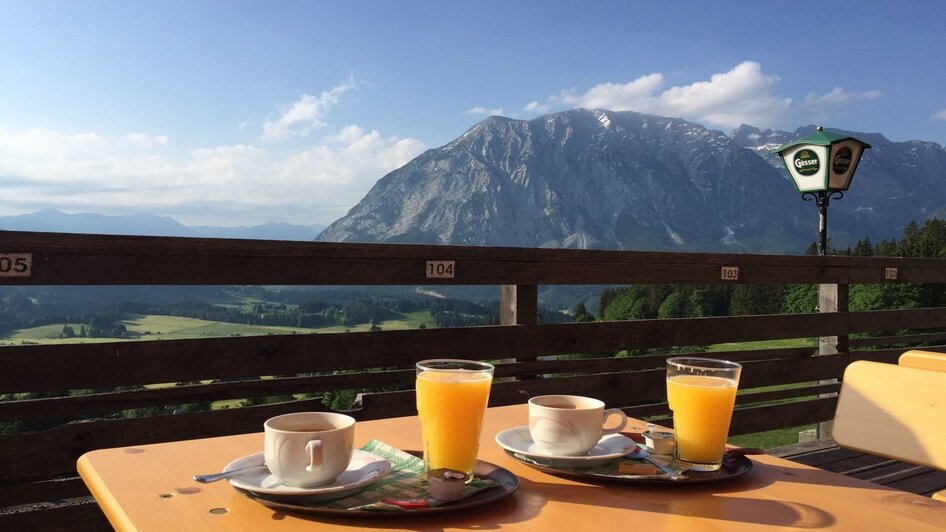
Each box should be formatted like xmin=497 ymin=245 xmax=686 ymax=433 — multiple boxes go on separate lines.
xmin=321 ymin=440 xmax=499 ymax=511
xmin=511 ymin=452 xmax=681 ymax=480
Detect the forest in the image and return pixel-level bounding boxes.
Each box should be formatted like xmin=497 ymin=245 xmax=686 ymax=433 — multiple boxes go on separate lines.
xmin=589 ymin=218 xmax=946 ymax=326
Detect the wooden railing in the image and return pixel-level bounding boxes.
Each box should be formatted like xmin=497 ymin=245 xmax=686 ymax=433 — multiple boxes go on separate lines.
xmin=2 ymin=230 xmax=946 ymax=528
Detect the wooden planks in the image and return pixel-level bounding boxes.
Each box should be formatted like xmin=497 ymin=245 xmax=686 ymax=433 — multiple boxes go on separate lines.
xmin=7 ymin=306 xmax=944 ymax=395
xmin=0 ymin=353 xmax=848 ymax=483
xmin=771 ymin=440 xmax=946 ymax=499
xmin=0 ymin=499 xmax=109 ymax=531
xmin=4 ymin=345 xmax=825 ymax=422
xmin=4 ymin=229 xmax=945 ymax=286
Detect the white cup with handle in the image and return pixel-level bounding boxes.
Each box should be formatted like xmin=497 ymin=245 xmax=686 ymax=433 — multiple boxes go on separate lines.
xmin=263 ymin=412 xmax=355 ymax=488
xmin=528 ymin=395 xmax=628 ymax=456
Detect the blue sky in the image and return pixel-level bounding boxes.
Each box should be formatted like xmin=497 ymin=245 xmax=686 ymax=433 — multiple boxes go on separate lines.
xmin=2 ymin=1 xmax=945 ymax=226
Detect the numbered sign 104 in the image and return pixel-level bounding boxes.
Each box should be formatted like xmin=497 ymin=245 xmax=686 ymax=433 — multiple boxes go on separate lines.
xmin=0 ymin=253 xmax=32 ymax=277
xmin=426 ymin=261 xmax=455 ymax=279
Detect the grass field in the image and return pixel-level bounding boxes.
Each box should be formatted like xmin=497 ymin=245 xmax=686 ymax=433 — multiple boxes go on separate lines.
xmin=730 ymin=424 xmax=816 ymax=449
xmin=708 ymin=337 xmax=817 ymax=352
xmin=0 ymin=311 xmax=436 ymax=346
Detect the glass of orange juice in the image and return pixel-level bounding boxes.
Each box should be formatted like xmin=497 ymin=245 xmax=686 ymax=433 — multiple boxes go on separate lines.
xmin=666 ymin=357 xmax=742 ymax=471
xmin=415 ymin=359 xmax=494 ymax=479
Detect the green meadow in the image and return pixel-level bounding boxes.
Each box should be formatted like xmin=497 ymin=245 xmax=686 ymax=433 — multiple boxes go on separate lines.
xmin=707 ymin=337 xmax=817 ymax=351
xmin=0 ymin=311 xmax=435 ymax=346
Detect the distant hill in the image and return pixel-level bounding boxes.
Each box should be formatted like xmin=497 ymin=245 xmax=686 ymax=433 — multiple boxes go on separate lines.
xmin=0 ymin=209 xmax=196 ymax=237
xmin=0 ymin=210 xmax=324 ymax=241
xmin=318 ymin=109 xmax=946 ymax=251
xmin=189 ymin=222 xmax=325 ymax=241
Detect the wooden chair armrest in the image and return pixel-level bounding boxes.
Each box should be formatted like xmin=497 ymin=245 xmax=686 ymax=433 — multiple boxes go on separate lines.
xmin=899 ymin=350 xmax=946 ymax=372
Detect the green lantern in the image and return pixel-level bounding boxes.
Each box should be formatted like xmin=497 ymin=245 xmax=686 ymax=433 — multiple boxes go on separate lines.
xmin=772 ymin=126 xmax=872 ymax=255
xmin=772 ymin=126 xmax=871 ymax=193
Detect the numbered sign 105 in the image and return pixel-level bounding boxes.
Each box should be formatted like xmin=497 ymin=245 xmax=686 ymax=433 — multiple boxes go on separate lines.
xmin=426 ymin=261 xmax=455 ymax=279
xmin=0 ymin=253 xmax=32 ymax=277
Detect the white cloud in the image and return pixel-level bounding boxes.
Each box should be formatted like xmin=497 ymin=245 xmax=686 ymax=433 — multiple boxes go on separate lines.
xmin=0 ymin=124 xmax=425 ymax=225
xmin=524 ymin=62 xmax=881 ymax=129
xmin=466 ymin=106 xmax=504 ymax=116
xmin=262 ymin=80 xmax=356 ymax=140
xmin=278 ymin=125 xmax=424 ymax=193
xmin=571 ymin=73 xmax=665 ymax=111
xmin=122 ymin=133 xmax=169 ymax=148
xmin=573 ymin=62 xmax=791 ymax=128
xmin=805 ymin=87 xmax=881 ymax=105
xmin=930 ymin=108 xmax=946 ymax=121
xmin=523 ymin=100 xmax=552 ymax=113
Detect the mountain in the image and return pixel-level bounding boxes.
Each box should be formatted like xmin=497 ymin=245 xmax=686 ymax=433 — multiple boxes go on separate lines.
xmin=734 ymin=124 xmax=946 ymax=243
xmin=317 ymin=109 xmax=807 ymax=251
xmin=190 ymin=222 xmax=325 ymax=241
xmin=0 ymin=209 xmax=196 ymax=237
xmin=0 ymin=210 xmax=325 ymax=241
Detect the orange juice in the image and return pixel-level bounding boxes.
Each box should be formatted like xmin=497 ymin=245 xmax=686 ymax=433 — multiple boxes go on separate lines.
xmin=416 ymin=369 xmax=492 ymax=475
xmin=667 ymin=374 xmax=738 ymax=465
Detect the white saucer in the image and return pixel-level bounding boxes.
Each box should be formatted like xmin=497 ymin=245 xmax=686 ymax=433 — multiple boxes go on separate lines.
xmin=224 ymin=449 xmax=391 ymax=501
xmin=495 ymin=426 xmax=641 ymax=468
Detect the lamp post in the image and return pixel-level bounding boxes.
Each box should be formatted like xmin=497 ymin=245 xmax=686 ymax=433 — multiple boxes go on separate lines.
xmin=773 ymin=126 xmax=871 ymax=442
xmin=773 ymin=126 xmax=871 ymax=255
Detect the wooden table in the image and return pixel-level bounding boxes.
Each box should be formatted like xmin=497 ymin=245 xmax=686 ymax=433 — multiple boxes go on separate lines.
xmin=78 ymin=404 xmax=945 ymax=531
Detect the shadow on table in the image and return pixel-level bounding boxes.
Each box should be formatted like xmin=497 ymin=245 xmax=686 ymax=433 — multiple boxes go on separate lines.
xmin=519 ymin=476 xmax=836 ymax=529
xmin=260 ymin=473 xmax=834 ymax=531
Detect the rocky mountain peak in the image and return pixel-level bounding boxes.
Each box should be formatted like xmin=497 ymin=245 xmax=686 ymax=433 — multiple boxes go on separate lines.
xmin=317 ymin=109 xmax=805 ymax=251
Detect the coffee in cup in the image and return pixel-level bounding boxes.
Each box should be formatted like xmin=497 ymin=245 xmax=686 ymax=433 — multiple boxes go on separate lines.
xmin=263 ymin=412 xmax=355 ymax=488
xmin=528 ymin=395 xmax=628 ymax=456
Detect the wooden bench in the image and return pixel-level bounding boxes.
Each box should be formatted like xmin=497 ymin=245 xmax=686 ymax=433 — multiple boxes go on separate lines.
xmin=771 ymin=440 xmax=946 ymax=498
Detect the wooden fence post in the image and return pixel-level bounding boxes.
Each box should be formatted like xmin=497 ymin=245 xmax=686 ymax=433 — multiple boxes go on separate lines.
xmin=500 ymin=285 xmax=538 ymax=326
xmin=500 ymin=285 xmax=538 ymax=380
xmin=817 ymin=281 xmax=849 ymax=439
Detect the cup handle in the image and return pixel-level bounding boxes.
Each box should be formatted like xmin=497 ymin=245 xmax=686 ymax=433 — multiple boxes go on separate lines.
xmin=305 ymin=439 xmax=323 ymax=472
xmin=601 ymin=408 xmax=628 ymax=435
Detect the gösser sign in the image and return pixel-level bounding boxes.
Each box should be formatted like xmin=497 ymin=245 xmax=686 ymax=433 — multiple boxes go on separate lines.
xmin=793 ymin=149 xmax=820 ymax=176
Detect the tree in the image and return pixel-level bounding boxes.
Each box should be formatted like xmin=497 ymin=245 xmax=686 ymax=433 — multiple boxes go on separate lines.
xmin=897 ymin=220 xmax=922 ymax=256
xmin=572 ymin=302 xmax=595 ymax=322
xmin=782 ymin=284 xmax=818 ymax=314
xmin=916 ymin=218 xmax=946 ymax=257
xmin=874 ymin=239 xmax=898 ymax=256
xmin=852 ymin=237 xmax=874 ymax=257
xmin=657 ymin=292 xmax=686 ymax=319
xmin=730 ymin=285 xmax=785 ymax=316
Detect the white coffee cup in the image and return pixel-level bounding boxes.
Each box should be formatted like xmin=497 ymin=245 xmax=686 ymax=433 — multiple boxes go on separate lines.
xmin=263 ymin=412 xmax=355 ymax=488
xmin=528 ymin=395 xmax=628 ymax=456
